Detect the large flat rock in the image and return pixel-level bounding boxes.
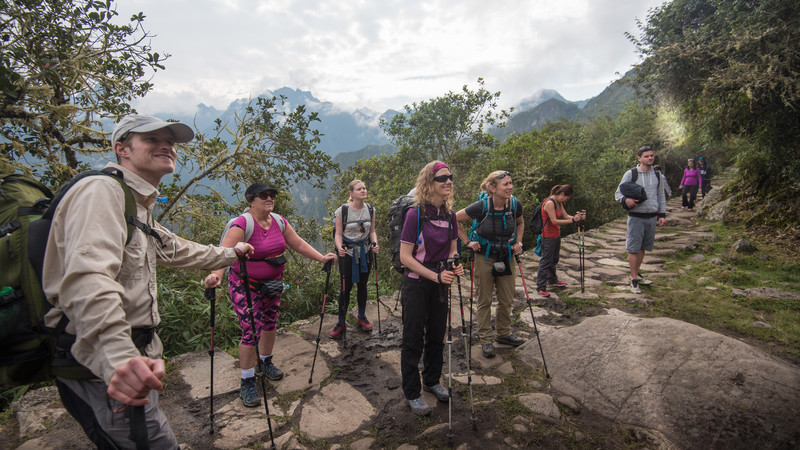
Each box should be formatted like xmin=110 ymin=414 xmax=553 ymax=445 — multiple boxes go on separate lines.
xmin=298 ymin=380 xmax=376 ymax=439
xmin=518 ymin=310 xmax=800 ymax=448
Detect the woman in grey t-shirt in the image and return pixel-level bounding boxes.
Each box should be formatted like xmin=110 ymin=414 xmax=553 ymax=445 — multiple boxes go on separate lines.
xmin=330 ymin=180 xmax=379 ymax=339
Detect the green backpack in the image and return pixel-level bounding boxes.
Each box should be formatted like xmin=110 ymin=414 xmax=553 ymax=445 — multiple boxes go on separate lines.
xmin=0 ymin=168 xmax=144 ymax=387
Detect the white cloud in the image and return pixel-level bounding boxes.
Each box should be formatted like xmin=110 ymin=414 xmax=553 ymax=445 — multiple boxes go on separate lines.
xmin=116 ymin=0 xmax=665 ymax=114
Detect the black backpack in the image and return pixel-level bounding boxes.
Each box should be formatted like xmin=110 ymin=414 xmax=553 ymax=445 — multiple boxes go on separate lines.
xmin=529 ymin=198 xmax=554 ymax=236
xmin=1 ymin=168 xmax=152 ymax=387
xmin=386 ymin=195 xmax=415 ymax=273
xmin=620 ymin=167 xmax=661 ymax=210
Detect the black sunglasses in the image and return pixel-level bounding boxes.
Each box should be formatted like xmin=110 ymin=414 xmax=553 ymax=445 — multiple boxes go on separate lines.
xmin=433 ymin=174 xmax=453 ymax=183
xmin=256 ymin=190 xmax=277 ymax=200
xmin=497 ymin=171 xmax=510 ymax=179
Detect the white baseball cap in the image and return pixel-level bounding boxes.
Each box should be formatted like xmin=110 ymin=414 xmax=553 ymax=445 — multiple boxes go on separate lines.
xmin=111 ymin=114 xmax=194 ymax=144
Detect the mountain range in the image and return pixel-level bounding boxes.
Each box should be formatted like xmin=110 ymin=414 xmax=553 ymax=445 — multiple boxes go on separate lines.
xmin=150 ymin=72 xmax=637 ymax=222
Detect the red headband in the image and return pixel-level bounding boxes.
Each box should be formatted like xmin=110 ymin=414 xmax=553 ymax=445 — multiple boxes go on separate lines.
xmin=432 ymin=162 xmax=449 ymax=174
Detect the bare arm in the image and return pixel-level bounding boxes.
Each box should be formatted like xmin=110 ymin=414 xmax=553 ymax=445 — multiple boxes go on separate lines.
xmin=284 ymin=222 xmax=336 ymax=263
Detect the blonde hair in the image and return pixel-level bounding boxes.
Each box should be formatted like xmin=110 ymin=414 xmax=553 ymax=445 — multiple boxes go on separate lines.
xmin=347 ymin=179 xmax=365 ymax=202
xmin=480 ymin=170 xmax=511 ymax=193
xmin=413 ymin=161 xmax=453 ymax=211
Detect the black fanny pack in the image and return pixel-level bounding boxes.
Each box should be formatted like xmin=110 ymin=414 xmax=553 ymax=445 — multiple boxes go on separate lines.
xmin=262 ymin=254 xmax=287 ymax=266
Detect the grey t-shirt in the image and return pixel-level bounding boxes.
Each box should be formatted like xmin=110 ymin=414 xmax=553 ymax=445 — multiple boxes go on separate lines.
xmin=335 ymin=203 xmax=372 ymax=257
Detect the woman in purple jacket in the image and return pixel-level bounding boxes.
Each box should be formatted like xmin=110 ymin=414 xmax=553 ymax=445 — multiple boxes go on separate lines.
xmin=679 ymin=158 xmax=702 ymax=210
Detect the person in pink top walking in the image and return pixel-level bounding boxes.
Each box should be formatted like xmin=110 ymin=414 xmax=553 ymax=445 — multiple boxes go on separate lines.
xmin=679 ymin=158 xmax=703 ymax=210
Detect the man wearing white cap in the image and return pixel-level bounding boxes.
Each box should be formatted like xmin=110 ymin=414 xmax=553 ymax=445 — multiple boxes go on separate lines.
xmin=42 ymin=114 xmax=253 ymax=448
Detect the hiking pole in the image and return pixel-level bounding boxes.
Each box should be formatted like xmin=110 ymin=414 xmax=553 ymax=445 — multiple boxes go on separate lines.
xmin=579 ymin=224 xmax=585 ymax=293
xmin=372 ymin=250 xmax=382 ymax=335
xmin=461 ymin=249 xmax=477 ymax=430
xmin=340 ymin=256 xmax=349 ymax=349
xmin=514 ymin=253 xmax=550 ymax=378
xmin=204 ymin=287 xmax=216 ymax=435
xmin=235 ymin=249 xmax=277 ymax=450
xmin=445 ymin=256 xmax=458 ymax=443
xmin=309 ymin=259 xmax=334 ymax=384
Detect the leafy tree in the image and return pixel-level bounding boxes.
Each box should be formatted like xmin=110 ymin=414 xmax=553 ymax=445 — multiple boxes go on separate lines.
xmin=628 ymin=0 xmax=800 ymax=227
xmin=380 ymin=78 xmax=511 ymax=165
xmin=1 ymin=0 xmax=166 ymax=184
xmin=155 ymin=96 xmax=333 ymax=230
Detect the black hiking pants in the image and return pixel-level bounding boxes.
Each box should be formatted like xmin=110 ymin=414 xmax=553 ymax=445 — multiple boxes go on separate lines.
xmin=400 ymin=275 xmax=448 ymax=400
xmin=337 ymin=253 xmax=370 ymax=321
xmin=537 ymin=236 xmax=561 ymax=291
xmin=682 ymin=184 xmax=699 ymax=209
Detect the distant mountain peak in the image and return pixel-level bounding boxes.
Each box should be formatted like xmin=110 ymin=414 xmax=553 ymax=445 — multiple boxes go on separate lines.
xmin=516 ymin=89 xmax=568 ymax=113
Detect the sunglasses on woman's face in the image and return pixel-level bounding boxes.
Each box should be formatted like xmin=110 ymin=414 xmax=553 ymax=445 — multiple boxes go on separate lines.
xmin=256 ymin=190 xmax=277 ymax=200
xmin=433 ymin=174 xmax=453 ymax=183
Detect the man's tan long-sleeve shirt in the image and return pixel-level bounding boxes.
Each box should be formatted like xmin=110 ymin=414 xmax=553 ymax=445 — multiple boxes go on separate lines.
xmin=43 ymin=162 xmax=237 ymax=384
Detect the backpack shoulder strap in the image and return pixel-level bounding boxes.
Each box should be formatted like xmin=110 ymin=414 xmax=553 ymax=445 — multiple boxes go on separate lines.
xmin=510 ymin=195 xmax=518 ymax=220
xmin=630 ymin=167 xmax=638 ymax=183
xmin=415 ymin=205 xmax=423 ymax=245
xmin=269 ymin=212 xmax=285 ymax=234
xmin=367 ymin=203 xmax=374 ymax=220
xmin=341 ymin=203 xmax=349 ymax=226
xmin=242 ymin=212 xmax=255 ymax=241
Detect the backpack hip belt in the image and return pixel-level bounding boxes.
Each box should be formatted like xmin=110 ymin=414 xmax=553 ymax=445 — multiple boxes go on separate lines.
xmin=230 ymin=270 xmax=285 ymax=299
xmin=479 ymin=239 xmax=513 ymax=262
xmin=51 ymin=326 xmax=156 ymax=380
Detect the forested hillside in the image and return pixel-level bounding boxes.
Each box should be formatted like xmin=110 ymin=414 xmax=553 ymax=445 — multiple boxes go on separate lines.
xmin=1 ymin=0 xmax=797 ymax=369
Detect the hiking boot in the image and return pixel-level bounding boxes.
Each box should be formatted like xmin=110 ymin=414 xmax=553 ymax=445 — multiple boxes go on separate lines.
xmin=358 ymin=317 xmax=373 ymax=332
xmin=262 ymin=361 xmax=284 ymax=381
xmin=407 ymin=397 xmax=432 ymax=416
xmin=496 ymin=334 xmax=524 ymax=347
xmin=554 ymin=281 xmax=567 ymax=287
xmin=537 ymin=290 xmax=550 ymax=297
xmin=637 ymin=273 xmax=653 ymax=285
xmin=329 ymin=323 xmax=345 ymax=340
xmin=630 ymin=278 xmax=641 ymax=294
xmin=240 ymin=377 xmax=260 ymax=407
xmin=482 ymin=343 xmax=496 ymax=358
xmin=423 ymin=383 xmax=449 ymax=402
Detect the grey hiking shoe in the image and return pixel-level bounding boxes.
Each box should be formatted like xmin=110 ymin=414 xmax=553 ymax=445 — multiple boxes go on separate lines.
xmin=423 ymin=383 xmax=449 ymax=402
xmin=630 ymin=278 xmax=642 ymax=294
xmin=637 ymin=273 xmax=653 ymax=285
xmin=240 ymin=377 xmax=260 ymax=407
xmin=496 ymin=334 xmax=524 ymax=347
xmin=482 ymin=343 xmax=496 ymax=358
xmin=406 ymin=397 xmax=432 ymax=416
xmin=262 ymin=361 xmax=284 ymax=380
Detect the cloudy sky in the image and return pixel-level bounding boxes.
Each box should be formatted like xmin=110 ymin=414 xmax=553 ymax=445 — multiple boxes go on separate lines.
xmin=115 ymin=0 xmax=665 ymax=115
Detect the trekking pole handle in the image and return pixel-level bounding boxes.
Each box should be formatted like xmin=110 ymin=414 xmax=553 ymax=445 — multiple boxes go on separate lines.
xmin=514 ymin=253 xmax=522 ymax=264
xmin=447 ymin=253 xmax=461 ymax=269
xmin=234 ymin=247 xmax=245 ymax=260
xmin=204 ymin=287 xmax=215 ymax=301
xmin=323 ymin=259 xmax=333 ymax=273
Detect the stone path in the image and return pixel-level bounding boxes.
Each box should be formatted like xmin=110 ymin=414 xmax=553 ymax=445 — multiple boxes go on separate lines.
xmin=10 ymin=187 xmax=800 ymax=449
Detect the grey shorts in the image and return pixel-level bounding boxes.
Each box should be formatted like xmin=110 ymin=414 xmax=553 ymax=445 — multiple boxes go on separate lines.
xmin=626 ymin=215 xmax=657 ymax=253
